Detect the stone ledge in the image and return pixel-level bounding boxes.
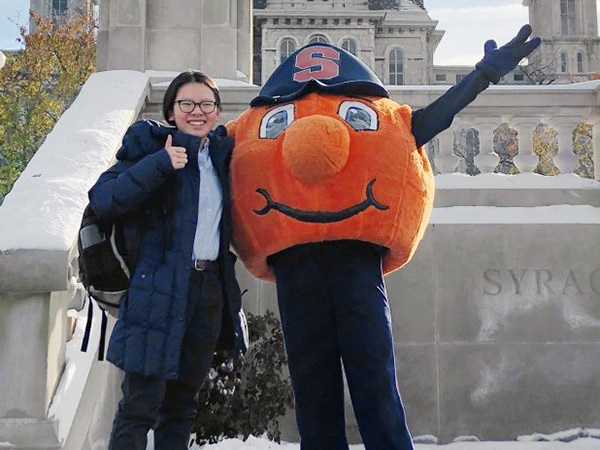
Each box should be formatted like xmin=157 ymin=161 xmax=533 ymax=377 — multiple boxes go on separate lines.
xmin=0 ymin=419 xmax=60 ymax=449
xmin=434 ymin=187 xmax=600 ymax=207
xmin=0 ymin=248 xmax=74 ymax=293
xmin=434 ymin=173 xmax=600 ymax=207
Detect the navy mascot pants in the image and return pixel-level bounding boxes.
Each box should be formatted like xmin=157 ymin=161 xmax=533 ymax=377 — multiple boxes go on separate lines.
xmin=269 ymin=240 xmax=414 ymax=450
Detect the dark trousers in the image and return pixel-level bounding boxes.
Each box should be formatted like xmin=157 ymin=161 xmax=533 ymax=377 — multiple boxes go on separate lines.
xmin=270 ymin=241 xmax=414 ymax=450
xmin=108 ymin=270 xmax=223 ymax=450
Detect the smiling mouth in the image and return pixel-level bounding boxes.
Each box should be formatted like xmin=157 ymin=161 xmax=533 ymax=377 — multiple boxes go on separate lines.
xmin=253 ymin=179 xmax=388 ymax=223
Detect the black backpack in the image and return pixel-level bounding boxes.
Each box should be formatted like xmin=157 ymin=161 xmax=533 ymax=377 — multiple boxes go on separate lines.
xmin=77 ymin=204 xmax=142 ymax=318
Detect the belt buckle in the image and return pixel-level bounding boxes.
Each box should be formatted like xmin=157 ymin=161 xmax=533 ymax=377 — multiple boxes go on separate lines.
xmin=194 ymin=259 xmax=215 ymax=272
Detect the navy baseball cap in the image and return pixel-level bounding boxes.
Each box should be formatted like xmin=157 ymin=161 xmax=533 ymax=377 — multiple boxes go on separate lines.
xmin=251 ymin=43 xmax=389 ymax=107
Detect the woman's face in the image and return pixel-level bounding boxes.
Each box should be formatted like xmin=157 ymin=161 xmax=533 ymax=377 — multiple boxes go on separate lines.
xmin=169 ymin=82 xmax=220 ymax=140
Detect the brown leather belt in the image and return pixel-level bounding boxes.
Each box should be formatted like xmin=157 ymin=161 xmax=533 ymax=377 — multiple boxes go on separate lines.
xmin=193 ymin=259 xmax=219 ymax=273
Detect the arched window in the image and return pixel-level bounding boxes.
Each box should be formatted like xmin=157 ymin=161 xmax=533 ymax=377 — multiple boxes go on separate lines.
xmin=52 ymin=0 xmax=68 ymax=14
xmin=576 ymin=52 xmax=584 ymax=73
xmin=388 ymin=48 xmax=404 ymax=85
xmin=560 ymin=53 xmax=568 ymax=73
xmin=560 ymin=0 xmax=576 ymax=35
xmin=341 ymin=38 xmax=357 ymax=56
xmin=308 ymin=34 xmax=329 ymax=45
xmin=280 ymin=38 xmax=296 ymax=64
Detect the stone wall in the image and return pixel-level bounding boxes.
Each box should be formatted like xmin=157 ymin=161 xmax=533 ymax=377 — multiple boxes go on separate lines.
xmin=97 ymin=0 xmax=252 ymax=82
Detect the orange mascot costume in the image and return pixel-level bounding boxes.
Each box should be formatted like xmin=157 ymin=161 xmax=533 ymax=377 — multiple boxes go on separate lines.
xmin=227 ymin=27 xmax=540 ymax=449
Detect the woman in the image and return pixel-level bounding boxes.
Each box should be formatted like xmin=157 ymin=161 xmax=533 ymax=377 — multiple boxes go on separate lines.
xmin=88 ymin=71 xmax=248 ymax=450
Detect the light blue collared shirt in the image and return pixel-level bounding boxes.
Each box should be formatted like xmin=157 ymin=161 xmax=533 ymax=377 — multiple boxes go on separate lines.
xmin=192 ymin=138 xmax=222 ymax=261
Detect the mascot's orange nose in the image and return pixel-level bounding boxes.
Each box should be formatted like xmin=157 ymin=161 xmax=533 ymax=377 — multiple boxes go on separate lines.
xmin=282 ymin=115 xmax=350 ymax=182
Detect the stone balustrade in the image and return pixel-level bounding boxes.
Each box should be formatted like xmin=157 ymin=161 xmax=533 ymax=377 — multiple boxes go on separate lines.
xmin=386 ymin=81 xmax=600 ymax=179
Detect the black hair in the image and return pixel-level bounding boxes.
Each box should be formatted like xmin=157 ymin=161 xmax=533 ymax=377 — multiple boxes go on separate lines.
xmin=162 ymin=70 xmax=222 ymax=126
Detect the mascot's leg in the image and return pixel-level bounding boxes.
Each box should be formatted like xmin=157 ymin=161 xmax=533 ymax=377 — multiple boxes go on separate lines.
xmin=331 ymin=242 xmax=414 ymax=450
xmin=271 ymin=243 xmax=350 ymax=450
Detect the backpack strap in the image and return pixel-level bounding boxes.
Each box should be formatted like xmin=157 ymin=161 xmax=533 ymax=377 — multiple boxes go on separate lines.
xmin=80 ymin=296 xmax=93 ymax=353
xmin=80 ymin=294 xmax=109 ymax=361
xmin=98 ymin=311 xmax=108 ymax=361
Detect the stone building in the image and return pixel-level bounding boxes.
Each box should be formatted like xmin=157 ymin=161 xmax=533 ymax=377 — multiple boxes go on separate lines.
xmin=252 ymin=0 xmax=443 ymax=85
xmin=29 ymin=0 xmax=95 ymax=31
xmin=524 ymin=0 xmax=600 ymax=83
xmin=30 ymin=0 xmax=599 ymax=85
xmin=253 ymin=0 xmax=599 ymax=85
xmin=30 ymin=0 xmax=94 ymax=16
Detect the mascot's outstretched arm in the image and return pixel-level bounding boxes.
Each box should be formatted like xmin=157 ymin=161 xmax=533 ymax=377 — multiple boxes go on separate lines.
xmin=412 ymin=24 xmax=541 ymax=147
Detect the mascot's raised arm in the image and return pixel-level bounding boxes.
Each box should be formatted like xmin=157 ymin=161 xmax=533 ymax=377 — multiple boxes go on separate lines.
xmin=226 ymin=25 xmax=540 ymax=450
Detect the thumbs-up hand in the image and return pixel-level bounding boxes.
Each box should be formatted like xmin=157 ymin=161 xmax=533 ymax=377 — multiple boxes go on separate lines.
xmin=165 ymin=134 xmax=188 ymax=170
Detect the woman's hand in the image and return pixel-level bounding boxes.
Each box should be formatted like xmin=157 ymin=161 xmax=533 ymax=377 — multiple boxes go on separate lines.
xmin=165 ymin=134 xmax=188 ymax=169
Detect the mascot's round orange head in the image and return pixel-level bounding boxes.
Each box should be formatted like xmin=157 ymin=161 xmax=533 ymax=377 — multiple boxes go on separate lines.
xmin=228 ymin=44 xmax=434 ymax=281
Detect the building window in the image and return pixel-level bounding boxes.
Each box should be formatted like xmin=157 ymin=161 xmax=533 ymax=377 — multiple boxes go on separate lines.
xmin=280 ymin=38 xmax=296 ymax=64
xmin=513 ymin=73 xmax=524 ymax=81
xmin=455 ymin=74 xmax=466 ymax=83
xmin=560 ymin=53 xmax=568 ymax=72
xmin=52 ymin=0 xmax=68 ymax=14
xmin=309 ymin=34 xmax=329 ymax=44
xmin=560 ymin=0 xmax=576 ymax=35
xmin=341 ymin=38 xmax=357 ymax=55
xmin=577 ymin=52 xmax=584 ymax=72
xmin=388 ymin=48 xmax=403 ymax=85
xmin=435 ymin=74 xmax=446 ymax=82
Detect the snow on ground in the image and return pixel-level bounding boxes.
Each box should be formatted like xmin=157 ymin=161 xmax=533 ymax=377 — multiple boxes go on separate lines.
xmin=185 ymin=434 xmax=600 ymax=450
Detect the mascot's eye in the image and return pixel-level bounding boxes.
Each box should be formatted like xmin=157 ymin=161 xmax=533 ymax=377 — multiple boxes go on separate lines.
xmin=338 ymin=101 xmax=378 ymax=131
xmin=260 ymin=104 xmax=295 ymax=139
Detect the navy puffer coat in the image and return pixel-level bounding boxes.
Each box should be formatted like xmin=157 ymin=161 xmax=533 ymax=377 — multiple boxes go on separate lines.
xmin=88 ymin=119 xmax=248 ymax=379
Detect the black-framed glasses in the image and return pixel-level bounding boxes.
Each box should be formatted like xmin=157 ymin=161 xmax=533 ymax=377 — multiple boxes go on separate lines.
xmin=175 ymin=99 xmax=218 ymax=114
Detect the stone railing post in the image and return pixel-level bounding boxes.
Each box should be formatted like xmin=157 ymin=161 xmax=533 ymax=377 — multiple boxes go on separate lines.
xmin=593 ymin=85 xmax=600 ymax=181
xmin=595 ymin=117 xmax=600 ymax=181
xmin=434 ymin=128 xmax=459 ymax=173
xmin=471 ymin=118 xmax=499 ymax=173
xmin=550 ymin=117 xmax=582 ymax=174
xmin=511 ymin=118 xmax=541 ymax=173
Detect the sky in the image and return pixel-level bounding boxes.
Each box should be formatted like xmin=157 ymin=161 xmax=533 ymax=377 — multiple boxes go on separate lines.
xmin=1 ymin=1 xmax=599 ymax=65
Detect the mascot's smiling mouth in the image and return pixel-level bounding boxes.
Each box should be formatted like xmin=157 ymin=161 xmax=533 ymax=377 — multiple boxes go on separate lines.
xmin=253 ymin=179 xmax=388 ymax=223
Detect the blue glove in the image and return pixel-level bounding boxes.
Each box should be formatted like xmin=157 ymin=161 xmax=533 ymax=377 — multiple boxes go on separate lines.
xmin=475 ymin=24 xmax=541 ymax=84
